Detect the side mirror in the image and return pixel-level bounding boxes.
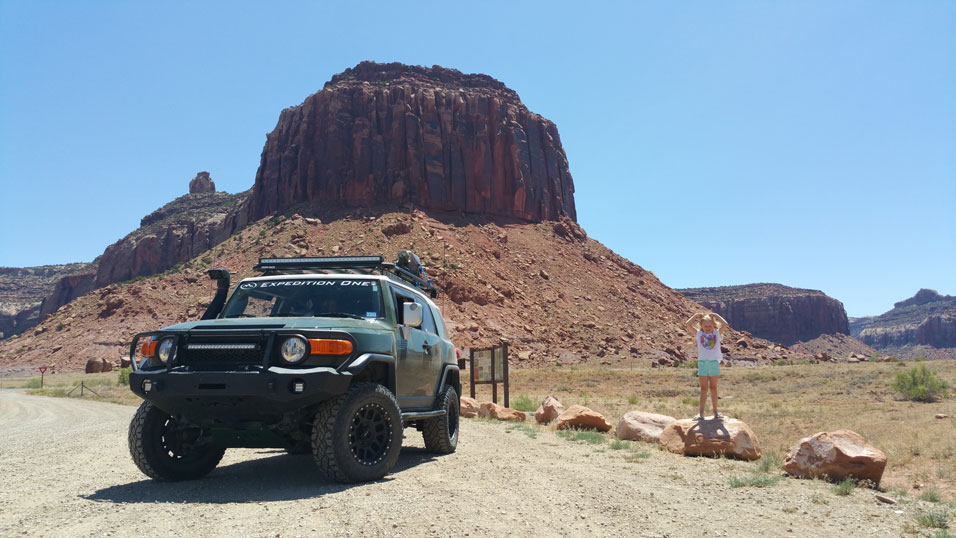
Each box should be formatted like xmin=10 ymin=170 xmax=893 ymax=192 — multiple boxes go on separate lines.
xmin=403 ymin=302 xmax=423 ymax=328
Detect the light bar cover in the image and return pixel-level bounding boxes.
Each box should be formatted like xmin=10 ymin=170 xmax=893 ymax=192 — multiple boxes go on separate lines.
xmin=258 ymin=256 xmax=384 ymax=265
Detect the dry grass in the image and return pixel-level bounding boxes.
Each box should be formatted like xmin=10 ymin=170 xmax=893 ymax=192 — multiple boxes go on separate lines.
xmin=471 ymin=360 xmax=956 ymax=496
xmin=2 ymin=371 xmax=142 ymax=406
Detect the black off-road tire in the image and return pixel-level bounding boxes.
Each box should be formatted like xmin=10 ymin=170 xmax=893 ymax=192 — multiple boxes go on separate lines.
xmin=128 ymin=401 xmax=225 ymax=481
xmin=284 ymin=441 xmax=312 ymax=455
xmin=422 ymin=385 xmax=459 ymax=454
xmin=311 ymin=382 xmax=403 ymax=483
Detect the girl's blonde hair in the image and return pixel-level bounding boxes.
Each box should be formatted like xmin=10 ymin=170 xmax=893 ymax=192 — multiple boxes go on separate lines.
xmin=696 ymin=314 xmax=722 ymax=330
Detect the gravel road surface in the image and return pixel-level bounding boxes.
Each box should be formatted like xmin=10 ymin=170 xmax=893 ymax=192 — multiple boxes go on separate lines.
xmin=0 ymin=391 xmax=913 ymax=537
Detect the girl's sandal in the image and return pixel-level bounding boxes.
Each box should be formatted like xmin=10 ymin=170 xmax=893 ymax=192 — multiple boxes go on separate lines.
xmin=693 ymin=414 xmax=704 ymax=421
xmin=713 ymin=412 xmax=724 ymax=419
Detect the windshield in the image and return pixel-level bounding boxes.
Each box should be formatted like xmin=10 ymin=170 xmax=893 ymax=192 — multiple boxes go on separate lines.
xmin=221 ymin=279 xmax=385 ymax=319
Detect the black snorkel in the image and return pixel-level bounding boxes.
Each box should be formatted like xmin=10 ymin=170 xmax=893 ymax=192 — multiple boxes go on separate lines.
xmin=200 ymin=268 xmax=231 ymax=320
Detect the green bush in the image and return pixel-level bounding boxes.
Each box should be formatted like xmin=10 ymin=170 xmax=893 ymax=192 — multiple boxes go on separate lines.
xmin=832 ymin=478 xmax=856 ymax=496
xmin=894 ymin=365 xmax=950 ymax=402
xmin=511 ymin=394 xmax=537 ymax=412
xmin=729 ymin=474 xmax=781 ymax=488
xmin=914 ymin=509 xmax=950 ymax=529
xmin=117 ymin=367 xmax=133 ymax=386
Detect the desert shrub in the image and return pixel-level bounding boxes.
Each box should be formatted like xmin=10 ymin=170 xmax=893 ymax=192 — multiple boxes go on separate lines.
xmin=729 ymin=474 xmax=781 ymax=488
xmin=557 ymin=429 xmax=605 ymax=445
xmin=511 ymin=394 xmax=537 ymax=412
xmin=609 ymin=439 xmax=629 ymax=450
xmin=894 ymin=365 xmax=949 ymax=402
xmin=920 ymin=487 xmax=944 ymax=503
xmin=22 ymin=378 xmax=42 ymax=389
xmin=914 ymin=509 xmax=950 ymax=529
xmin=117 ymin=367 xmax=133 ymax=386
xmin=627 ymin=395 xmax=639 ymax=405
xmin=756 ymin=452 xmax=782 ymax=473
xmin=832 ymin=478 xmax=856 ymax=496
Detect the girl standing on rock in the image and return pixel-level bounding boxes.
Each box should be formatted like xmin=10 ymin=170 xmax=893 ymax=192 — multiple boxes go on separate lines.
xmin=685 ymin=312 xmax=730 ymax=420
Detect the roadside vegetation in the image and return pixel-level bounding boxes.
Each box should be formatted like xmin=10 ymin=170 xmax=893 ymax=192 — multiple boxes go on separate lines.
xmin=3 ymin=371 xmax=142 ymax=406
xmin=469 ymin=360 xmax=956 ymax=496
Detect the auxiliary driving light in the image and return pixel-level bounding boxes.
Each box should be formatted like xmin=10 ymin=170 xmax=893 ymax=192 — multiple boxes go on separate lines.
xmin=142 ymin=379 xmax=152 ymax=393
xmin=292 ymin=380 xmax=305 ymax=393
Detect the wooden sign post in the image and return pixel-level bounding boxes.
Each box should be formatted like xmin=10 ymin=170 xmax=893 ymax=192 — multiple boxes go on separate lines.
xmin=468 ymin=342 xmax=510 ymax=408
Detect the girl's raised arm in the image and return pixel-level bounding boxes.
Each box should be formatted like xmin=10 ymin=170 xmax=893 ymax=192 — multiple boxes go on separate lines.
xmin=713 ymin=313 xmax=731 ymax=333
xmin=684 ymin=313 xmax=703 ymax=336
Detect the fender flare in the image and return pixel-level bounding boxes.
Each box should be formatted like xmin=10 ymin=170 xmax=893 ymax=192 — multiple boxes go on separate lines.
xmin=436 ymin=364 xmax=461 ymax=400
xmin=340 ymin=353 xmax=396 ymax=395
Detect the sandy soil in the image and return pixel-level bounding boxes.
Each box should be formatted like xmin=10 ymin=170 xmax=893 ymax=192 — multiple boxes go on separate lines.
xmin=0 ymin=391 xmax=918 ymax=538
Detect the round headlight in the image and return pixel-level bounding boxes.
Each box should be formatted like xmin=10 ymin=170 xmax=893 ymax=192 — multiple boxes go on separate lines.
xmin=280 ymin=336 xmax=308 ymax=363
xmin=157 ymin=337 xmax=175 ymax=362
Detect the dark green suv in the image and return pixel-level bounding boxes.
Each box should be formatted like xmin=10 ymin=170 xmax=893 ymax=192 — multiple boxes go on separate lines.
xmin=127 ymin=254 xmax=460 ymax=483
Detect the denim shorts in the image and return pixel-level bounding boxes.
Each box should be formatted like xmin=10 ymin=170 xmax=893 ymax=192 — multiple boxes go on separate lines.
xmin=698 ymin=360 xmax=720 ymax=377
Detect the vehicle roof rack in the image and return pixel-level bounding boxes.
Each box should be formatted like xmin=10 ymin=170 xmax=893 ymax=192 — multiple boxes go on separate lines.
xmin=253 ymin=255 xmax=439 ymax=298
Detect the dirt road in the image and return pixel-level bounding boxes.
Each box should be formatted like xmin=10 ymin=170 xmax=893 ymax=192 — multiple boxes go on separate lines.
xmin=0 ymin=391 xmax=915 ymax=537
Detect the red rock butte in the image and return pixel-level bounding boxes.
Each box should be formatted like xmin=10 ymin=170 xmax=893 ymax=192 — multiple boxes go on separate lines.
xmin=248 ymin=61 xmax=577 ymax=223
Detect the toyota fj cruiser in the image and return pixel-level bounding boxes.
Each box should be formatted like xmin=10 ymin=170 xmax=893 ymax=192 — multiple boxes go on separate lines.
xmin=127 ymin=253 xmax=460 ymax=483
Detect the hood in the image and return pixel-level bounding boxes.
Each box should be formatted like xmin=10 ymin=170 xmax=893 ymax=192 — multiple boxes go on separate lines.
xmin=160 ymin=317 xmax=393 ymax=333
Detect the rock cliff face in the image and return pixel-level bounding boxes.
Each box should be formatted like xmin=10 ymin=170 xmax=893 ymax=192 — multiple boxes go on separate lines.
xmin=248 ymin=61 xmax=576 ymax=223
xmin=95 ymin=190 xmax=249 ymax=287
xmin=857 ymin=289 xmax=956 ymax=349
xmin=0 ymin=264 xmax=93 ymax=338
xmin=680 ymin=283 xmax=850 ymax=346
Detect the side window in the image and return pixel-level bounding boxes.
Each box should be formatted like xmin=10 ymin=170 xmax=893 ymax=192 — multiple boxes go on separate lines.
xmin=431 ymin=304 xmax=446 ymax=337
xmin=391 ymin=285 xmax=414 ymax=326
xmin=417 ymin=297 xmax=438 ymax=335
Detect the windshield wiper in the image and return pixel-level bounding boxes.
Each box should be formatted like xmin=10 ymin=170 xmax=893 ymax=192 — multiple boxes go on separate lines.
xmin=313 ymin=312 xmax=365 ymax=320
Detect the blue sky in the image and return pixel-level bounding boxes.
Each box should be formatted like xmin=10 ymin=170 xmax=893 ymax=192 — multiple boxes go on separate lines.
xmin=1 ymin=1 xmax=953 ymax=317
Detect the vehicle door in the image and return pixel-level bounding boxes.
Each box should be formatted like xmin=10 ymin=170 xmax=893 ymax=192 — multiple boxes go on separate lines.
xmin=390 ymin=286 xmax=433 ymax=409
xmin=417 ymin=298 xmax=444 ymax=393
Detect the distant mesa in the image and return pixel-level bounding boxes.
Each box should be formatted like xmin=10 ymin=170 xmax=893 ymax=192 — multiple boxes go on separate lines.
xmin=189 ymin=171 xmax=216 ymax=194
xmin=679 ymin=283 xmax=850 ymax=346
xmin=248 ymin=61 xmax=576 ymax=223
xmin=855 ymin=289 xmax=956 ymax=353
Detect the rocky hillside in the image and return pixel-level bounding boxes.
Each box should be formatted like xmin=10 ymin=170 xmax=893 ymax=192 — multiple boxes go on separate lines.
xmin=0 ymin=264 xmax=93 ymax=339
xmin=0 ymin=62 xmax=809 ymax=370
xmin=679 ymin=283 xmax=850 ymax=346
xmin=0 ymin=209 xmax=795 ymax=372
xmin=855 ymin=289 xmax=956 ymax=358
xmin=248 ymin=61 xmax=576 ymax=223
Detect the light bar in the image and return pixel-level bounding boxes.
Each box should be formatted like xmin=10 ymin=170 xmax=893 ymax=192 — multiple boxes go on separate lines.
xmin=258 ymin=256 xmax=383 ymax=266
xmin=187 ymin=343 xmax=258 ymax=351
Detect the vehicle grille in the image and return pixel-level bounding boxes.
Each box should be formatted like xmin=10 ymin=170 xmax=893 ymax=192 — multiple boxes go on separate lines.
xmin=181 ymin=343 xmax=263 ymax=365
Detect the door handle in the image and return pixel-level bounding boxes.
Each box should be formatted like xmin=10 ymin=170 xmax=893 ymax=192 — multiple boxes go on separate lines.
xmin=422 ymin=343 xmax=434 ymax=356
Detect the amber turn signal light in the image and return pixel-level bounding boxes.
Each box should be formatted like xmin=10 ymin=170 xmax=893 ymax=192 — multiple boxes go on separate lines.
xmin=140 ymin=340 xmax=158 ymax=358
xmin=308 ymin=339 xmax=353 ymax=356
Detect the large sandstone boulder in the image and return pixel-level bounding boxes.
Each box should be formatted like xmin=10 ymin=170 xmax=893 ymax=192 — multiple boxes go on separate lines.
xmin=534 ymin=395 xmax=565 ymax=425
xmin=616 ymin=411 xmax=677 ymax=443
xmin=659 ymin=418 xmax=761 ymax=460
xmin=478 ymin=402 xmax=526 ymax=422
xmin=99 ymin=358 xmax=113 ymax=373
xmin=554 ymin=405 xmax=613 ymax=432
xmin=459 ymin=396 xmax=479 ymax=418
xmin=782 ymin=430 xmax=887 ymax=484
xmin=84 ymin=359 xmax=103 ymax=374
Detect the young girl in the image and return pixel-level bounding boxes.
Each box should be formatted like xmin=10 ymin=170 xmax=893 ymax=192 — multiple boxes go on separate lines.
xmin=685 ymin=312 xmax=731 ymax=420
